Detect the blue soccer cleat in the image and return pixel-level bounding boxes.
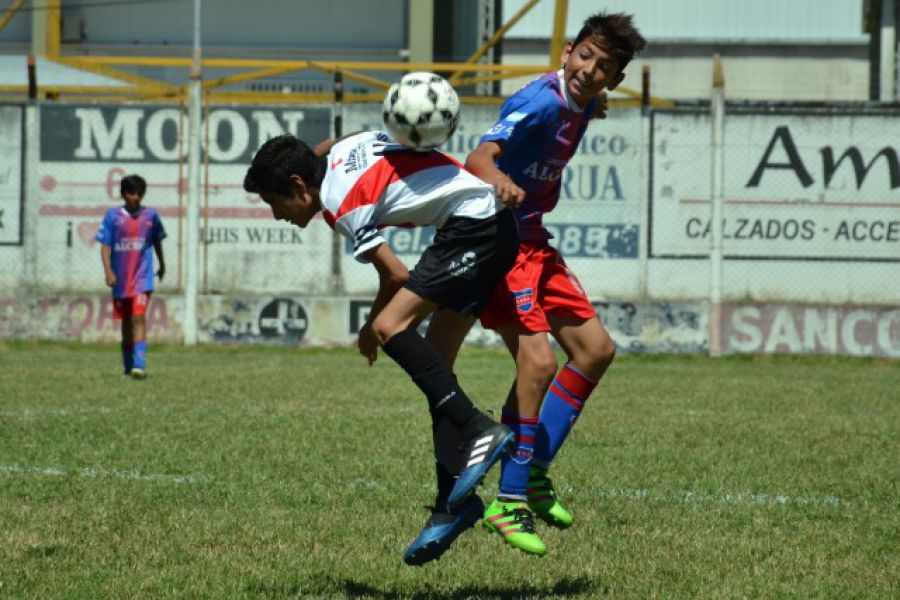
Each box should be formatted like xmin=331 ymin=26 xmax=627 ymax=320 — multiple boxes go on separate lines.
xmin=446 ymin=423 xmax=514 ymax=510
xmin=403 ymin=495 xmax=485 ymax=566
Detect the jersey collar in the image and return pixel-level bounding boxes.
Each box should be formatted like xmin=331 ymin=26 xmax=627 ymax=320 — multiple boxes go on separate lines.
xmin=557 ymin=69 xmax=586 ymax=112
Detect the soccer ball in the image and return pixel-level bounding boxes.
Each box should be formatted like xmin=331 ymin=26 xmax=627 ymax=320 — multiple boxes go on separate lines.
xmin=382 ymin=72 xmax=460 ymax=151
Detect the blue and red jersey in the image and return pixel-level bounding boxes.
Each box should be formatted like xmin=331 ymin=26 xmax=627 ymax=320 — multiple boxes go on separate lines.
xmin=95 ymin=206 xmax=166 ymax=299
xmin=479 ymin=70 xmax=598 ymax=242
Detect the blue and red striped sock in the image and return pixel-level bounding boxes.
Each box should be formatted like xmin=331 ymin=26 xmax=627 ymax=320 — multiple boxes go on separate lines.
xmin=133 ymin=340 xmax=148 ymax=370
xmin=498 ymin=408 xmax=539 ymax=499
xmin=534 ymin=363 xmax=597 ymax=467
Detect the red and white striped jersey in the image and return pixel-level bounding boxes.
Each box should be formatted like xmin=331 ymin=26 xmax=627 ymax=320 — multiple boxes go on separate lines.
xmin=319 ymin=131 xmax=500 ymax=262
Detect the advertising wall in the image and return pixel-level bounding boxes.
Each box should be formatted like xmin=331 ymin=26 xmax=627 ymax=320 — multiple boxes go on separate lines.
xmin=27 ymin=104 xmax=332 ymax=294
xmin=0 ymin=101 xmax=897 ymax=357
xmin=649 ymin=107 xmax=900 ymax=303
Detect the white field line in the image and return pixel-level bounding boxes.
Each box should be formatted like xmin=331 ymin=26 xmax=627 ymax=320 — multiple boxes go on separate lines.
xmin=0 ymin=407 xmax=116 ymax=418
xmin=0 ymin=463 xmax=865 ymax=509
xmin=0 ymin=463 xmax=217 ymax=485
xmin=566 ymin=486 xmax=851 ymax=508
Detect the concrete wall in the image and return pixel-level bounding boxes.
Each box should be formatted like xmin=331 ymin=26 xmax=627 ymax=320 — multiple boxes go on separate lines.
xmin=0 ymin=100 xmax=897 ymax=356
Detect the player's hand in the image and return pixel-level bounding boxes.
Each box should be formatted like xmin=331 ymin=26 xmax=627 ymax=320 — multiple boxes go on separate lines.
xmin=594 ymin=90 xmax=609 ymax=119
xmin=157 ymin=264 xmax=166 ymax=281
xmin=105 ymin=271 xmax=116 ymax=288
xmin=493 ymin=175 xmax=525 ymax=209
xmin=358 ymin=322 xmax=379 ymax=366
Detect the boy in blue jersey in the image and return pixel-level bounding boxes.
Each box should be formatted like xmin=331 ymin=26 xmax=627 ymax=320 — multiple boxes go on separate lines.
xmin=96 ymin=174 xmax=166 ymax=379
xmin=424 ymin=11 xmax=646 ymax=556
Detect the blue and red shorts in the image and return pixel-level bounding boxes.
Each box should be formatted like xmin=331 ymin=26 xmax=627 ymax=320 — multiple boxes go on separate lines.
xmin=479 ymin=242 xmax=596 ymax=333
xmin=113 ymin=293 xmax=151 ymax=319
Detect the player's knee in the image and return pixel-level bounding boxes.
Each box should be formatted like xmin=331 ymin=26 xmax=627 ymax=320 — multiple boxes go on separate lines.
xmin=520 ymin=351 xmax=558 ymax=387
xmin=587 ymin=335 xmax=616 ymax=371
xmin=370 ymin=315 xmax=401 ymax=345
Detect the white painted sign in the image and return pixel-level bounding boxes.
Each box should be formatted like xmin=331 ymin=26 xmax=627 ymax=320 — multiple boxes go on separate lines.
xmin=651 ymin=109 xmax=900 ymax=261
xmin=723 ymin=304 xmax=900 ymax=358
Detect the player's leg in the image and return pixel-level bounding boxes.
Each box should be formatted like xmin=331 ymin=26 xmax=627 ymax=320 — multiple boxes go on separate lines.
xmin=526 ymin=261 xmax=615 ymax=528
xmin=482 ymin=324 xmax=554 ymax=555
xmin=400 ymin=212 xmax=520 ymax=565
xmin=403 ymin=308 xmax=499 ymax=566
xmin=371 ymin=288 xmax=512 ymax=509
xmin=423 ymin=309 xmax=479 ymax=505
xmin=116 ymin=299 xmax=134 ymax=376
xmin=130 ymin=293 xmax=151 ymax=380
xmin=538 ymin=315 xmax=614 ymax=464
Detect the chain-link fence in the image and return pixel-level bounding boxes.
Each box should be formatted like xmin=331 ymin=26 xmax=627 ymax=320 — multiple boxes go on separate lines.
xmin=1 ymin=100 xmax=898 ymax=354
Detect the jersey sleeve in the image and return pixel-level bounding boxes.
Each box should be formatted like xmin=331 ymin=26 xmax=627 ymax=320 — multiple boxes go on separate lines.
xmin=151 ymin=211 xmax=167 ymax=243
xmin=94 ymin=209 xmax=115 ymax=246
xmin=479 ymin=95 xmax=545 ymax=147
xmin=335 ymin=206 xmax=385 ymax=263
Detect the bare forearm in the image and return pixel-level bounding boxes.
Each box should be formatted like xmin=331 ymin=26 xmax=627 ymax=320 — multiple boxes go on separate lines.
xmin=153 ymin=242 xmax=165 ymax=268
xmin=100 ymin=245 xmax=113 ymax=275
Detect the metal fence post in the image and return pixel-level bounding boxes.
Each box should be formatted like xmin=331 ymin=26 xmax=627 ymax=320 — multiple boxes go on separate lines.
xmin=709 ymin=54 xmax=725 ymax=357
xmin=330 ymin=70 xmax=345 ymax=294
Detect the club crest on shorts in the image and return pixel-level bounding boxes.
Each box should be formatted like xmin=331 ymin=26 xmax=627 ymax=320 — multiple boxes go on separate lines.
xmin=513 ymin=288 xmax=534 ymax=313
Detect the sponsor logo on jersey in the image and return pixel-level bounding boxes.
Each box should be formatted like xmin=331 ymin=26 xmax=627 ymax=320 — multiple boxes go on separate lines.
xmin=344 ymin=144 xmax=368 ymax=174
xmin=513 ymin=288 xmax=534 ymax=313
xmin=114 ymin=237 xmax=145 ymax=251
xmin=330 ymin=157 xmax=344 ymax=170
xmin=522 ymin=161 xmax=563 ymax=182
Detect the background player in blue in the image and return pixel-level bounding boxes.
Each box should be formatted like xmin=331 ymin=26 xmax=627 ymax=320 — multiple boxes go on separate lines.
xmin=95 ymin=174 xmax=167 ymax=380
xmin=430 ymin=11 xmax=646 ymax=556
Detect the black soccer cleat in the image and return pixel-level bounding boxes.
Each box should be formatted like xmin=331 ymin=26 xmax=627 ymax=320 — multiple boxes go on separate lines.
xmin=403 ymin=495 xmax=485 ymax=566
xmin=446 ymin=423 xmax=514 ymax=510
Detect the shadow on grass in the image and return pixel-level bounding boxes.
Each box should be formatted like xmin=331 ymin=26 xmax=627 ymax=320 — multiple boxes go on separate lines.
xmin=247 ymin=574 xmax=605 ymax=599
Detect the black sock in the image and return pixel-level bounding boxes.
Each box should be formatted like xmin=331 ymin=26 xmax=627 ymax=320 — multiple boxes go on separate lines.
xmin=434 ymin=461 xmax=456 ymax=510
xmin=382 ymin=329 xmax=483 ymax=430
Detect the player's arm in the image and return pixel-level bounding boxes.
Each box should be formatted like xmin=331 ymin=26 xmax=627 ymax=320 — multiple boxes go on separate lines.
xmin=313 ymin=130 xmax=367 ymax=157
xmin=100 ymin=244 xmax=116 ymax=288
xmin=465 ymin=141 xmax=525 ymax=208
xmin=358 ymin=243 xmax=410 ymax=365
xmin=153 ymin=240 xmax=166 ymax=281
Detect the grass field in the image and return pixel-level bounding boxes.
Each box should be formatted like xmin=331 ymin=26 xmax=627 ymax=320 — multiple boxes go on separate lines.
xmin=1 ymin=341 xmax=897 ymax=599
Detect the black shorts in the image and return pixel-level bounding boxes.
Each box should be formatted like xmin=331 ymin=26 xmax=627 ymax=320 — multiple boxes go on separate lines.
xmin=405 ymin=209 xmax=519 ymax=317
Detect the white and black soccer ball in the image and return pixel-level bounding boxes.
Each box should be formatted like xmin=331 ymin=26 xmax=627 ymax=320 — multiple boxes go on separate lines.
xmin=382 ymin=72 xmax=460 ymax=151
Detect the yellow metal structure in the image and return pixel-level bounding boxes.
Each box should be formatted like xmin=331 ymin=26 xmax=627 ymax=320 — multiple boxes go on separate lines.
xmin=1 ymin=0 xmax=673 ymax=108
xmin=45 ymin=0 xmax=60 ymax=58
xmin=549 ymin=0 xmax=569 ymax=66
xmin=0 ymin=0 xmax=27 ymax=33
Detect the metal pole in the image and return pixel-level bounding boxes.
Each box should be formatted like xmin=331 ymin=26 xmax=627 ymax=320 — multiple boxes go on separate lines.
xmin=548 ymin=0 xmax=569 ymax=68
xmin=330 ymin=70 xmax=344 ymax=294
xmin=183 ymin=0 xmax=202 ymax=345
xmin=709 ymin=54 xmax=725 ymax=357
xmin=638 ymin=64 xmax=651 ymax=300
xmin=880 ymin=0 xmax=897 ymax=101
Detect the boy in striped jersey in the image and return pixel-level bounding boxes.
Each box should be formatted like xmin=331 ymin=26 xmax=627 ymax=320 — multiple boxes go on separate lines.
xmin=96 ymin=174 xmax=167 ymax=379
xmin=243 ymin=131 xmax=521 ymax=565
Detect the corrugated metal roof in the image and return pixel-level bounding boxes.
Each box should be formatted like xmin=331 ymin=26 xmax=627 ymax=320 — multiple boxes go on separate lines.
xmin=503 ymin=0 xmax=868 ymax=43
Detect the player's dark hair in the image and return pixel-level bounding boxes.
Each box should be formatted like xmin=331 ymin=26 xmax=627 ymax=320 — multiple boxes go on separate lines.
xmin=573 ymin=12 xmax=646 ymax=71
xmin=120 ymin=174 xmax=147 ymax=197
xmin=244 ymin=134 xmax=325 ymax=196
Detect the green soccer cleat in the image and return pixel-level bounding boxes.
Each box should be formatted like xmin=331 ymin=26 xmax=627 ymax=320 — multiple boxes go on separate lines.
xmin=131 ymin=368 xmax=146 ymax=380
xmin=482 ymin=498 xmax=547 ymax=556
xmin=526 ymin=466 xmax=573 ymax=529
